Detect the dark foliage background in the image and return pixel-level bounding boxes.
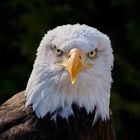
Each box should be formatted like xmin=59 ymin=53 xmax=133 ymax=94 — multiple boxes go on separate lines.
xmin=0 ymin=0 xmax=140 ymax=139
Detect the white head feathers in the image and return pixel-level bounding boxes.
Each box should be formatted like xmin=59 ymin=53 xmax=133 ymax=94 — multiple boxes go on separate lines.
xmin=25 ymin=24 xmax=113 ymax=122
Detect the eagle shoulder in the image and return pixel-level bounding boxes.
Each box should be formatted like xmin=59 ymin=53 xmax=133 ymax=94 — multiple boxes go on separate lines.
xmin=0 ymin=91 xmax=41 ymax=140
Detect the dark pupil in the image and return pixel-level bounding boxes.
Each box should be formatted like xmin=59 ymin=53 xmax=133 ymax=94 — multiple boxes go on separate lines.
xmin=57 ymin=49 xmax=61 ymax=53
xmin=90 ymin=51 xmax=93 ymax=55
xmin=68 ymin=54 xmax=71 ymax=58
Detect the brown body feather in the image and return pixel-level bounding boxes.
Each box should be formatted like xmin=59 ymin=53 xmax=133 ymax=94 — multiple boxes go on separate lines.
xmin=0 ymin=91 xmax=115 ymax=140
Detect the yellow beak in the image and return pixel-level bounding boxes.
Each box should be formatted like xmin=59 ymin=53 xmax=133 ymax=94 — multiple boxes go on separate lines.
xmin=66 ymin=48 xmax=84 ymax=85
xmin=57 ymin=48 xmax=93 ymax=85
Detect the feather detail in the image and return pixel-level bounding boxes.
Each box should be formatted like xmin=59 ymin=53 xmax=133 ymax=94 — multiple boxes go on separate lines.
xmin=25 ymin=24 xmax=113 ymax=122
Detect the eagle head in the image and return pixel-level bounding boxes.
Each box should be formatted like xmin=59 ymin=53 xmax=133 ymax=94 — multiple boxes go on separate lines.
xmin=25 ymin=24 xmax=113 ymax=122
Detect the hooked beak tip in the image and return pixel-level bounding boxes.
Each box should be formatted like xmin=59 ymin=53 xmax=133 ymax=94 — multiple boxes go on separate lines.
xmin=71 ymin=78 xmax=76 ymax=86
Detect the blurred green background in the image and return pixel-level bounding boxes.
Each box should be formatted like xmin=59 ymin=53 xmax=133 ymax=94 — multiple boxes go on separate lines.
xmin=0 ymin=0 xmax=140 ymax=139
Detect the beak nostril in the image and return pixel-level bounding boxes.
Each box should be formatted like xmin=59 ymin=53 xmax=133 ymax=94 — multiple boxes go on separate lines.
xmin=79 ymin=55 xmax=82 ymax=59
xmin=68 ymin=54 xmax=71 ymax=59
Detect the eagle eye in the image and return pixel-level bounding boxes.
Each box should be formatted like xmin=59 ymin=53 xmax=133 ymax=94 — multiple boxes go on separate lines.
xmin=55 ymin=48 xmax=63 ymax=56
xmin=88 ymin=49 xmax=97 ymax=58
xmin=51 ymin=45 xmax=63 ymax=56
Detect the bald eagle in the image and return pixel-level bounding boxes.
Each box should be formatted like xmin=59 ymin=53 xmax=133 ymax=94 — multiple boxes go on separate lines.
xmin=0 ymin=24 xmax=115 ymax=140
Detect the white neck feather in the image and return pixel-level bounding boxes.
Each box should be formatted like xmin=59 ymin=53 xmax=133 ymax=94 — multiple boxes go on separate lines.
xmin=25 ymin=64 xmax=112 ymax=122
